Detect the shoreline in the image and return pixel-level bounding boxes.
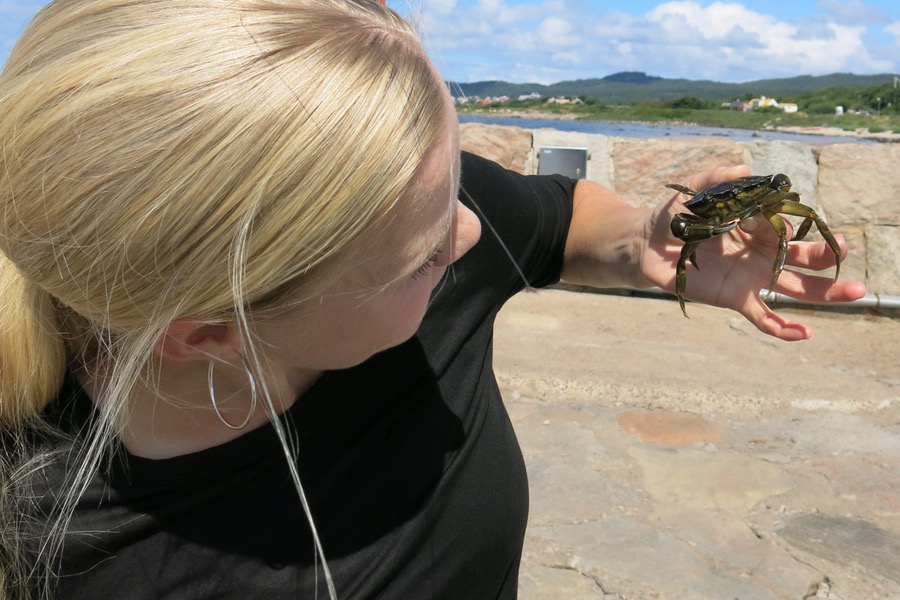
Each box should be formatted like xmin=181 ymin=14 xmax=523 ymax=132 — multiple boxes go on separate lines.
xmin=458 ymin=108 xmax=900 ymax=143
xmin=770 ymin=124 xmax=900 ymax=143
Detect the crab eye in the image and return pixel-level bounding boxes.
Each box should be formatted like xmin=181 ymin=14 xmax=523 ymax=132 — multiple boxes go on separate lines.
xmin=772 ymin=173 xmax=792 ymax=191
xmin=670 ymin=215 xmax=690 ymax=239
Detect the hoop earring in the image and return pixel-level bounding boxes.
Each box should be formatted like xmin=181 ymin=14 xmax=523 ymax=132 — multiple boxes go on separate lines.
xmin=208 ymin=358 xmax=258 ymax=430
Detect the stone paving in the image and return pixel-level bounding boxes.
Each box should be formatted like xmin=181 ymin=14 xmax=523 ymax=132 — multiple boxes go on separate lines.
xmin=493 ymin=289 xmax=900 ymax=600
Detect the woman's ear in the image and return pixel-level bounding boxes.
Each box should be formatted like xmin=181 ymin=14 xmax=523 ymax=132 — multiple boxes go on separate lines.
xmin=154 ymin=319 xmax=242 ymax=363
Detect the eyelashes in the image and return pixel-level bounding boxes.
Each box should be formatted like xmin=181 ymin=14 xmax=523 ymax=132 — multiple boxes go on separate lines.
xmin=411 ymin=251 xmax=442 ymax=280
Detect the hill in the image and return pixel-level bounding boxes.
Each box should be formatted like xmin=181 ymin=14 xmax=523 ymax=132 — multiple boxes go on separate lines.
xmin=448 ymin=72 xmax=898 ymax=104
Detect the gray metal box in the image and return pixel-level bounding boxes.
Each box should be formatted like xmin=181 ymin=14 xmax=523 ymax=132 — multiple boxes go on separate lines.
xmin=538 ymin=146 xmax=588 ymax=179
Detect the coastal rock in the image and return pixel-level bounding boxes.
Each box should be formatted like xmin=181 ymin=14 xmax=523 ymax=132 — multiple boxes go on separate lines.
xmin=832 ymin=225 xmax=867 ymax=288
xmin=617 ymin=409 xmax=723 ymax=446
xmin=459 ymin=123 xmax=532 ymax=174
xmin=743 ymin=140 xmax=820 ymax=212
xmin=777 ymin=514 xmax=900 ymax=585
xmin=517 ymin=564 xmax=612 ymax=599
xmin=865 ymin=224 xmax=900 ymax=295
xmin=611 ymin=137 xmax=745 ymax=209
xmin=817 ymin=144 xmax=900 ymax=226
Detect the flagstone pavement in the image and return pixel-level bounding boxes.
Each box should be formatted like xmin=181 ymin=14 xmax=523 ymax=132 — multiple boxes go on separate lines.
xmin=494 ymin=289 xmax=900 ymax=600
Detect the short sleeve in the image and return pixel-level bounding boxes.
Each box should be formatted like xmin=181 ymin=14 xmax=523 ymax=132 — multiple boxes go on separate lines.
xmin=458 ymin=151 xmax=576 ymax=296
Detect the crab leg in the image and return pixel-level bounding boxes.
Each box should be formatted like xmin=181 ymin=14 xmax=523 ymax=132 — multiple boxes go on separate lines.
xmin=670 ymin=215 xmax=741 ymax=317
xmin=675 ymin=240 xmax=700 ymax=317
xmin=793 ymin=216 xmax=814 ymax=241
xmin=665 ymin=183 xmax=696 ymax=197
xmin=775 ymin=200 xmax=842 ymax=281
xmin=762 ymin=210 xmax=789 ymax=300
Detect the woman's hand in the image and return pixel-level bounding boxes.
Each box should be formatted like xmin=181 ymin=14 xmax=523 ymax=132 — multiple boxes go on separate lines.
xmin=640 ymin=164 xmax=867 ymax=341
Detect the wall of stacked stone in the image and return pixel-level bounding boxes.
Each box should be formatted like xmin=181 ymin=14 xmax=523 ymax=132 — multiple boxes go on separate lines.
xmin=460 ymin=122 xmax=900 ymax=297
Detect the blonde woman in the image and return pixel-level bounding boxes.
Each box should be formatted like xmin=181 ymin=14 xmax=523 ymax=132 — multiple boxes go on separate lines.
xmin=0 ymin=0 xmax=864 ymax=598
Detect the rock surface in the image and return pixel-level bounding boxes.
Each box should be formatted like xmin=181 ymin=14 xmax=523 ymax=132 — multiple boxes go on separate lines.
xmin=817 ymin=144 xmax=900 ymax=227
xmin=865 ymin=224 xmax=900 ymax=296
xmin=459 ymin=122 xmax=532 ymax=174
xmin=610 ymin=137 xmax=747 ymax=210
xmin=494 ymin=289 xmax=900 ymax=600
xmin=742 ymin=140 xmax=820 ymax=212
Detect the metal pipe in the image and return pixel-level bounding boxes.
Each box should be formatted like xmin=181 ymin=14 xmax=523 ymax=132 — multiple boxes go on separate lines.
xmin=619 ymin=286 xmax=900 ymax=311
xmin=553 ymin=283 xmax=900 ymax=310
xmin=761 ymin=291 xmax=900 ymax=310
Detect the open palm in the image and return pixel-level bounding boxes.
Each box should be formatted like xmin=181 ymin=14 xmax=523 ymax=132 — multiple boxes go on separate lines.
xmin=640 ymin=165 xmax=867 ymax=341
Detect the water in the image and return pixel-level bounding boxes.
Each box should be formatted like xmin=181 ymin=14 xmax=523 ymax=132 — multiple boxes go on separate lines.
xmin=458 ymin=114 xmax=879 ymax=145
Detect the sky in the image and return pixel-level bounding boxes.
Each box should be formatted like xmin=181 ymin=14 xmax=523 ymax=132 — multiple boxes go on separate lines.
xmin=2 ymin=0 xmax=899 ymax=84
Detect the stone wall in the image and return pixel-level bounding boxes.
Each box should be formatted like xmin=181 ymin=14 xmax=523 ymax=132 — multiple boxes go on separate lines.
xmin=460 ymin=122 xmax=900 ymax=298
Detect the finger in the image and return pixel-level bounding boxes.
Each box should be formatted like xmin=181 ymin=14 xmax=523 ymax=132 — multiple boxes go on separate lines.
xmin=784 ymin=235 xmax=847 ymax=271
xmin=770 ymin=269 xmax=867 ymax=303
xmin=739 ymin=295 xmax=814 ymax=341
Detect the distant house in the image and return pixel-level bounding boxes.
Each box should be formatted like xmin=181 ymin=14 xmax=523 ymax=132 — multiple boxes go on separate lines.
xmin=518 ymin=92 xmax=542 ymax=101
xmin=472 ymin=95 xmax=509 ymax=106
xmin=748 ymin=96 xmax=780 ymax=110
xmin=546 ymin=96 xmax=583 ymax=105
xmin=742 ymin=96 xmax=798 ymax=113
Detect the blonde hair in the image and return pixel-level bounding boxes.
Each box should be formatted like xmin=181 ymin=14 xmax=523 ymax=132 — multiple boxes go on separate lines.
xmin=0 ymin=0 xmax=448 ymax=596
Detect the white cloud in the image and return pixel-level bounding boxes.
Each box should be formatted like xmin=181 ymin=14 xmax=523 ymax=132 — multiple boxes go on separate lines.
xmin=549 ymin=50 xmax=584 ymax=66
xmin=647 ymin=2 xmax=793 ymax=47
xmin=537 ymin=16 xmax=578 ymax=47
xmin=472 ymin=0 xmax=542 ymax=24
xmin=495 ymin=30 xmax=537 ymax=54
xmin=421 ymin=0 xmax=899 ymax=83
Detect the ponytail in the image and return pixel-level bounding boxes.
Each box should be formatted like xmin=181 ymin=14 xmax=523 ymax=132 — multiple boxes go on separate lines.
xmin=0 ymin=254 xmax=66 ymax=428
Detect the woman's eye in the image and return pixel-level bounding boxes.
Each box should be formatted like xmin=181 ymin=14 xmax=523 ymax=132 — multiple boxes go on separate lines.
xmin=411 ymin=251 xmax=441 ymax=280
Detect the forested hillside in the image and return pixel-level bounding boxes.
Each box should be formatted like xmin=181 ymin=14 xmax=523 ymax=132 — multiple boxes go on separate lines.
xmin=449 ymin=72 xmax=898 ymax=105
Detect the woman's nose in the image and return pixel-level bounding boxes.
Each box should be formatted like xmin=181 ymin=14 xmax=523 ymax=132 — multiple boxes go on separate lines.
xmin=437 ymin=200 xmax=481 ymax=267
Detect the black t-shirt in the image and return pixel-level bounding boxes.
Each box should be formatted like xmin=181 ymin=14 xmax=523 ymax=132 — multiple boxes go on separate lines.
xmin=42 ymin=153 xmax=576 ymax=599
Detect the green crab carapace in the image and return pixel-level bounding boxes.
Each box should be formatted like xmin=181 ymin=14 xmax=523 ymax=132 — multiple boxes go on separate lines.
xmin=666 ymin=174 xmax=841 ymax=317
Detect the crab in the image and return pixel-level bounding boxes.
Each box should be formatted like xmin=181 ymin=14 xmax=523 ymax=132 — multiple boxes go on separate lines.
xmin=666 ymin=173 xmax=841 ymax=317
